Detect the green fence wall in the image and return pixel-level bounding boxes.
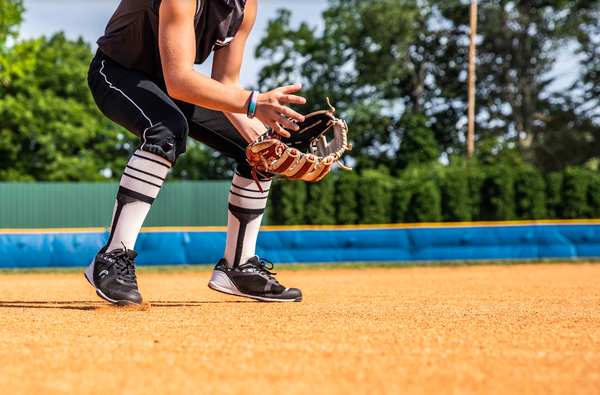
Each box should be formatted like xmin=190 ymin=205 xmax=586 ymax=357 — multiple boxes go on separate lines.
xmin=0 ymin=182 xmax=242 ymax=228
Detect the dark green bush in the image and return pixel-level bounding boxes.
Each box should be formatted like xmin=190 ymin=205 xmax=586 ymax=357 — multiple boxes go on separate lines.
xmin=395 ymin=164 xmax=442 ymax=223
xmin=334 ymin=170 xmax=359 ymax=225
xmin=268 ymin=179 xmax=308 ymax=225
xmin=466 ymin=162 xmax=486 ymax=221
xmin=358 ymin=167 xmax=394 ymax=224
xmin=562 ymin=167 xmax=591 ymax=219
xmin=266 ymin=164 xmax=599 ymax=225
xmin=480 ymin=163 xmax=517 ymax=221
xmin=305 ymin=175 xmax=336 ymax=225
xmin=406 ymin=179 xmax=442 ymax=223
xmin=514 ymin=164 xmax=547 ymax=220
xmin=397 ymin=113 xmax=439 ymax=170
xmin=587 ymin=172 xmax=600 ymax=218
xmin=439 ymin=161 xmax=472 ymax=222
xmin=546 ymin=172 xmax=564 ymax=219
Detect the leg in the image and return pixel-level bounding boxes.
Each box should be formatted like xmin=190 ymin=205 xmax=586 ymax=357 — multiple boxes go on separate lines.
xmin=183 ymin=106 xmax=269 ymax=268
xmin=89 ymin=54 xmax=189 ymax=253
xmin=85 ymin=52 xmax=189 ymax=305
xmin=183 ymin=106 xmax=302 ymax=302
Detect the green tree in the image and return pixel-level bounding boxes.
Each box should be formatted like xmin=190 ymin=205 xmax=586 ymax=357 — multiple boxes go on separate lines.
xmin=0 ymin=0 xmax=25 ymax=84
xmin=358 ymin=167 xmax=394 ymax=224
xmin=562 ymin=166 xmax=592 ymax=219
xmin=268 ymin=180 xmax=308 ymax=225
xmin=480 ymin=163 xmax=517 ymax=221
xmin=395 ymin=164 xmax=442 ymax=223
xmin=0 ymin=33 xmax=138 ymax=180
xmin=256 ymin=1 xmax=459 ymax=173
xmin=257 ymin=0 xmax=600 ymax=174
xmin=443 ymin=0 xmax=600 ymax=165
xmin=305 ymin=176 xmax=336 ymax=225
xmin=546 ymin=171 xmax=564 ymax=219
xmin=334 ymin=170 xmax=359 ymax=224
xmin=397 ymin=113 xmax=439 ymax=170
xmin=514 ymin=164 xmax=547 ymax=220
xmin=0 ymin=18 xmax=236 ymax=181
xmin=439 ymin=159 xmax=473 ymax=222
xmin=587 ymin=172 xmax=600 ymax=218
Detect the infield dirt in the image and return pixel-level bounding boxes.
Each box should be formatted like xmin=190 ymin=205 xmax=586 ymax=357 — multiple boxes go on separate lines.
xmin=0 ymin=263 xmax=598 ymax=395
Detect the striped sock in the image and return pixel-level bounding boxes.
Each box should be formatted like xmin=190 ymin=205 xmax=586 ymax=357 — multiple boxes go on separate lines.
xmin=223 ymin=173 xmax=271 ymax=268
xmin=102 ymin=150 xmax=171 ymax=252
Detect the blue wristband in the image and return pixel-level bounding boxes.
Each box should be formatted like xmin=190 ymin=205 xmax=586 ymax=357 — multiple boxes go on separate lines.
xmin=247 ymin=91 xmax=259 ymax=119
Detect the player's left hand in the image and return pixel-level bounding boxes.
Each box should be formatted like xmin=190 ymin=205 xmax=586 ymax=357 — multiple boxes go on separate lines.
xmin=254 ymin=84 xmax=306 ymax=138
xmin=246 ymin=98 xmax=352 ymax=187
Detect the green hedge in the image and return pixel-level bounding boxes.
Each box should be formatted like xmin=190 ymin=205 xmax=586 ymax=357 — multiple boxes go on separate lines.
xmin=480 ymin=163 xmax=517 ymax=221
xmin=395 ymin=164 xmax=442 ymax=223
xmin=546 ymin=172 xmax=563 ymax=219
xmin=439 ymin=161 xmax=472 ymax=222
xmin=305 ymin=175 xmax=336 ymax=225
xmin=334 ymin=170 xmax=359 ymax=224
xmin=267 ymin=162 xmax=600 ymax=225
xmin=268 ymin=179 xmax=307 ymax=225
xmin=515 ymin=164 xmax=547 ymax=220
xmin=562 ymin=167 xmax=591 ymax=219
xmin=358 ymin=168 xmax=394 ymax=224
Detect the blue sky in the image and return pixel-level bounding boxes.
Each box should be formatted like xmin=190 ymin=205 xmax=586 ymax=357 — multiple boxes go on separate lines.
xmin=19 ymin=0 xmax=579 ymax=91
xmin=19 ymin=0 xmax=328 ymax=87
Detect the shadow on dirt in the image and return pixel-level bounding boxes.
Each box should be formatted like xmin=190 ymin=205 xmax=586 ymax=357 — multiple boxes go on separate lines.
xmin=0 ymin=300 xmax=254 ymax=310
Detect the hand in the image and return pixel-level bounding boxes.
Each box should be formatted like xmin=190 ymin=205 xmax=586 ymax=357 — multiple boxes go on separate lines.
xmin=254 ymin=84 xmax=306 ymax=138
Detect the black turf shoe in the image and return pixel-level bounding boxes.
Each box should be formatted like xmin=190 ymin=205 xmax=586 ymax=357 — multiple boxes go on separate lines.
xmin=208 ymin=257 xmax=302 ymax=302
xmin=84 ymin=248 xmax=143 ymax=306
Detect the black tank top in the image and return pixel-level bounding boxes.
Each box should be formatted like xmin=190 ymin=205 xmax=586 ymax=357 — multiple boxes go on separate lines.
xmin=97 ymin=0 xmax=246 ymax=80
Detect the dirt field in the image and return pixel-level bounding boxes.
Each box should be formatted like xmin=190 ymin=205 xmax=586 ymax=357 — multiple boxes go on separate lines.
xmin=0 ymin=263 xmax=598 ymax=395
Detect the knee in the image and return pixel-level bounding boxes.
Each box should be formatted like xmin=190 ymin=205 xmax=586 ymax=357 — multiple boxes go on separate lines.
xmin=140 ymin=118 xmax=189 ymax=164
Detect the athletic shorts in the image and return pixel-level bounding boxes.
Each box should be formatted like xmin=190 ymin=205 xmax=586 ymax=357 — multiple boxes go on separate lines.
xmin=87 ymin=49 xmax=253 ymax=176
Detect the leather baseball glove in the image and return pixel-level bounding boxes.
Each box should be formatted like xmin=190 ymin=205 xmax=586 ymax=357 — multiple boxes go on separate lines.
xmin=246 ymin=98 xmax=352 ymax=190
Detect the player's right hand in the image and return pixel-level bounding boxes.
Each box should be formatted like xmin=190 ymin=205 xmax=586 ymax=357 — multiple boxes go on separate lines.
xmin=254 ymin=84 xmax=306 ymax=138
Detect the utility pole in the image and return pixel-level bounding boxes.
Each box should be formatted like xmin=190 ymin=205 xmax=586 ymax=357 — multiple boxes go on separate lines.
xmin=467 ymin=0 xmax=478 ymax=158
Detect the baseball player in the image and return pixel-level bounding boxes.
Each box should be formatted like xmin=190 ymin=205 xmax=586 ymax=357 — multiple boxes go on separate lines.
xmin=85 ymin=0 xmax=304 ymax=305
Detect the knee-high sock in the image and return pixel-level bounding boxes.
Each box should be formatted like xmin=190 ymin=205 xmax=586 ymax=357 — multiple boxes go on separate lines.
xmin=102 ymin=150 xmax=171 ymax=252
xmin=223 ymin=172 xmax=271 ymax=268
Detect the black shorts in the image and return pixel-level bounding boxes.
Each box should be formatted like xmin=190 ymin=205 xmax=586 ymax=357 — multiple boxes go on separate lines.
xmin=88 ymin=50 xmax=252 ymax=176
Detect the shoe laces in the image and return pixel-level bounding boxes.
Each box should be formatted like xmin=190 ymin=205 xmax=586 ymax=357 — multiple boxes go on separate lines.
xmin=256 ymin=257 xmax=279 ymax=280
xmin=111 ymin=246 xmax=137 ymax=284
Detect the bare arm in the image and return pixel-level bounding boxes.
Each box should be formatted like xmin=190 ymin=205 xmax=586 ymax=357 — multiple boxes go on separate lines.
xmin=212 ymin=0 xmax=301 ymax=142
xmin=158 ymin=0 xmax=305 ymax=141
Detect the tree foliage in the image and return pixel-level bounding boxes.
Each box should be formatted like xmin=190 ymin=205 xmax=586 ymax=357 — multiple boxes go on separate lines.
xmin=3 ymin=0 xmax=600 ymax=183
xmin=0 ymin=33 xmax=138 ymax=180
xmin=256 ymin=0 xmax=600 ymax=174
xmin=0 ymin=3 xmax=236 ymax=181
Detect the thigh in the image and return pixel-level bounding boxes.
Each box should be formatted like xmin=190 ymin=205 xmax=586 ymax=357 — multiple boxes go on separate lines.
xmin=88 ymin=51 xmax=189 ymax=163
xmin=181 ymin=104 xmax=248 ymax=163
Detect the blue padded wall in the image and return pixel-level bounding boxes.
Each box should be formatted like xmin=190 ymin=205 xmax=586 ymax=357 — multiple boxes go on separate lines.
xmin=0 ymin=223 xmax=598 ymax=268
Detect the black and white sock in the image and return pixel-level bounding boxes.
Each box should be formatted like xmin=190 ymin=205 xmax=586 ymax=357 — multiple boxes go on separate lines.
xmin=223 ymin=172 xmax=271 ymax=268
xmin=102 ymin=149 xmax=171 ymax=253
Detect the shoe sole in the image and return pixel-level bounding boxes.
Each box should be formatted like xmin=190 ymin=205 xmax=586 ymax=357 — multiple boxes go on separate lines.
xmin=84 ymin=260 xmax=142 ymax=306
xmin=208 ymin=270 xmax=302 ymax=303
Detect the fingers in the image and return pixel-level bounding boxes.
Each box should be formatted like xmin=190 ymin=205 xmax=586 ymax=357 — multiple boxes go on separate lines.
xmin=254 ymin=85 xmax=306 ymax=136
xmin=278 ymin=114 xmax=299 ymax=131
xmin=278 ymin=127 xmax=291 ymax=138
xmin=280 ymin=106 xmax=305 ymax=123
xmin=270 ymin=121 xmax=290 ymax=138
xmin=280 ymin=84 xmax=303 ymax=94
xmin=276 ymin=102 xmax=304 ymax=123
xmin=279 ymin=94 xmax=306 ymax=106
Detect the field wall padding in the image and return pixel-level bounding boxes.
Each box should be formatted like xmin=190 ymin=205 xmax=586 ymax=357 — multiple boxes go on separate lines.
xmin=1 ymin=222 xmax=600 ymax=268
